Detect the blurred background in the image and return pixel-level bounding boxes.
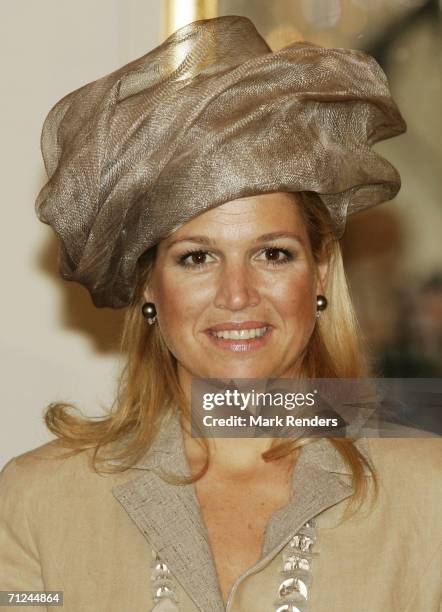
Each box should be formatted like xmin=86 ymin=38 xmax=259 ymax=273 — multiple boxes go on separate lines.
xmin=1 ymin=0 xmax=440 ymax=466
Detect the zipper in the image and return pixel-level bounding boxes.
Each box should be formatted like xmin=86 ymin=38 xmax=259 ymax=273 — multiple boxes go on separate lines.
xmin=225 ymin=527 xmax=302 ymax=611
xmin=225 ymin=491 xmax=352 ymax=611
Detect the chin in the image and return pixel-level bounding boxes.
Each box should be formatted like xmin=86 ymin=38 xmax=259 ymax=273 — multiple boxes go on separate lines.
xmin=203 ymin=364 xmax=281 ymax=380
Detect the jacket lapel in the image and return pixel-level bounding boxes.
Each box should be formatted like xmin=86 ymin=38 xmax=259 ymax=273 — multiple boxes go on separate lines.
xmin=112 ymin=413 xmax=225 ymax=611
xmin=262 ymin=437 xmax=371 ymax=556
xmin=112 ymin=410 xmax=373 ymax=611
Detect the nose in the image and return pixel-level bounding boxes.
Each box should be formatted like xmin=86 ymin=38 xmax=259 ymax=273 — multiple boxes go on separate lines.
xmin=214 ymin=260 xmax=260 ymax=311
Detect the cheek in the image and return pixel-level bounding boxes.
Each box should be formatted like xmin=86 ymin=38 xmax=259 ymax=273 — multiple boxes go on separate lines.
xmin=156 ymin=274 xmax=208 ymax=320
xmin=273 ymin=270 xmax=317 ymax=321
xmin=152 ymin=274 xmax=206 ymax=351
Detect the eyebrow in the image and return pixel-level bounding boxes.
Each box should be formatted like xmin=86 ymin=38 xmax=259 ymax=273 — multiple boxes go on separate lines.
xmin=165 ymin=231 xmax=305 ymax=250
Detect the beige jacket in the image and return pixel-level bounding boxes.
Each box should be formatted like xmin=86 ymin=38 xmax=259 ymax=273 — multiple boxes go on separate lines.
xmin=0 ymin=412 xmax=441 ymax=612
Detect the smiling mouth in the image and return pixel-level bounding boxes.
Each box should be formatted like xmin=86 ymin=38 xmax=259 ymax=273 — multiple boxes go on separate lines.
xmin=209 ymin=326 xmax=269 ymax=340
xmin=203 ymin=325 xmax=273 ymax=352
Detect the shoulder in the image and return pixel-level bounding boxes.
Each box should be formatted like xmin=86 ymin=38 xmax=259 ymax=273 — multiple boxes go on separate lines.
xmin=367 ymin=430 xmax=442 ymax=506
xmin=0 ymin=440 xmax=125 ymax=502
xmin=2 ymin=439 xmax=88 ymax=479
xmin=0 ymin=440 xmax=140 ymax=543
xmin=368 ymin=429 xmax=442 ymax=477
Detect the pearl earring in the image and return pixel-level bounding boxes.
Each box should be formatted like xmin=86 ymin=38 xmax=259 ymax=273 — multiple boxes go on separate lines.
xmin=142 ymin=302 xmax=157 ymax=325
xmin=316 ymin=294 xmax=328 ymax=318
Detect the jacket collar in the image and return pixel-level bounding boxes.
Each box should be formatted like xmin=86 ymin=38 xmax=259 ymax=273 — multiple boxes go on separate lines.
xmin=112 ymin=407 xmax=373 ymax=475
xmin=112 ymin=409 xmax=372 ymax=611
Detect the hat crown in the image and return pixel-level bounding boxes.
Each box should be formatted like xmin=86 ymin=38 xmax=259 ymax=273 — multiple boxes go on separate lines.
xmin=35 ymin=15 xmax=406 ymax=308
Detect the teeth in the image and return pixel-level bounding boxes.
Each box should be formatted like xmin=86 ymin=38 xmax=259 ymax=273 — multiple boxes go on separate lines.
xmin=212 ymin=326 xmax=268 ymax=340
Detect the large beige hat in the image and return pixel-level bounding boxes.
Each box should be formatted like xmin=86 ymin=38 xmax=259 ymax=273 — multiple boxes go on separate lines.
xmin=35 ymin=15 xmax=406 ymax=308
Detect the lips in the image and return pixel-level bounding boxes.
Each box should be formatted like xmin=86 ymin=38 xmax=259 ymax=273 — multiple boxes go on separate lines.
xmin=206 ymin=320 xmax=272 ymax=332
xmin=205 ymin=321 xmax=273 ymax=352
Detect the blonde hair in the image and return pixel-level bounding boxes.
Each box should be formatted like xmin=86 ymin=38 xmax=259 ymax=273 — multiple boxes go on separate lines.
xmin=44 ymin=191 xmax=377 ymax=518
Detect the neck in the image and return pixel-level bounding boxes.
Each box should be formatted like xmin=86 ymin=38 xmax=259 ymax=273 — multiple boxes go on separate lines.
xmin=181 ymin=429 xmax=296 ymax=488
xmin=184 ymin=429 xmax=274 ymax=473
xmin=176 ymin=368 xmax=298 ymax=478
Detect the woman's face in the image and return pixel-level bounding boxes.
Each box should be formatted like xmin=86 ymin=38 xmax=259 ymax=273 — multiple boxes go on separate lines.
xmin=144 ymin=193 xmax=328 ymax=384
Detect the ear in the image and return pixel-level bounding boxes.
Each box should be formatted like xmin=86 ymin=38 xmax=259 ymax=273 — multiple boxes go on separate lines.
xmin=315 ymin=258 xmax=329 ymax=296
xmin=142 ymin=283 xmax=155 ymax=304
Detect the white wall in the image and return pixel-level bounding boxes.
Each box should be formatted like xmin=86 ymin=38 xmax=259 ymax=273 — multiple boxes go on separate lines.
xmin=0 ymin=0 xmax=162 ymax=468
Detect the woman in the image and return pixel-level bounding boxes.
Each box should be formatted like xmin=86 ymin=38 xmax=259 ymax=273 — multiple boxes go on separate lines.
xmin=0 ymin=15 xmax=440 ymax=612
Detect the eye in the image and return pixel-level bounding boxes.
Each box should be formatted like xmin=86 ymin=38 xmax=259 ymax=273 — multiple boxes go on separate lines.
xmin=178 ymin=249 xmax=215 ymax=268
xmin=257 ymin=247 xmax=294 ymax=265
